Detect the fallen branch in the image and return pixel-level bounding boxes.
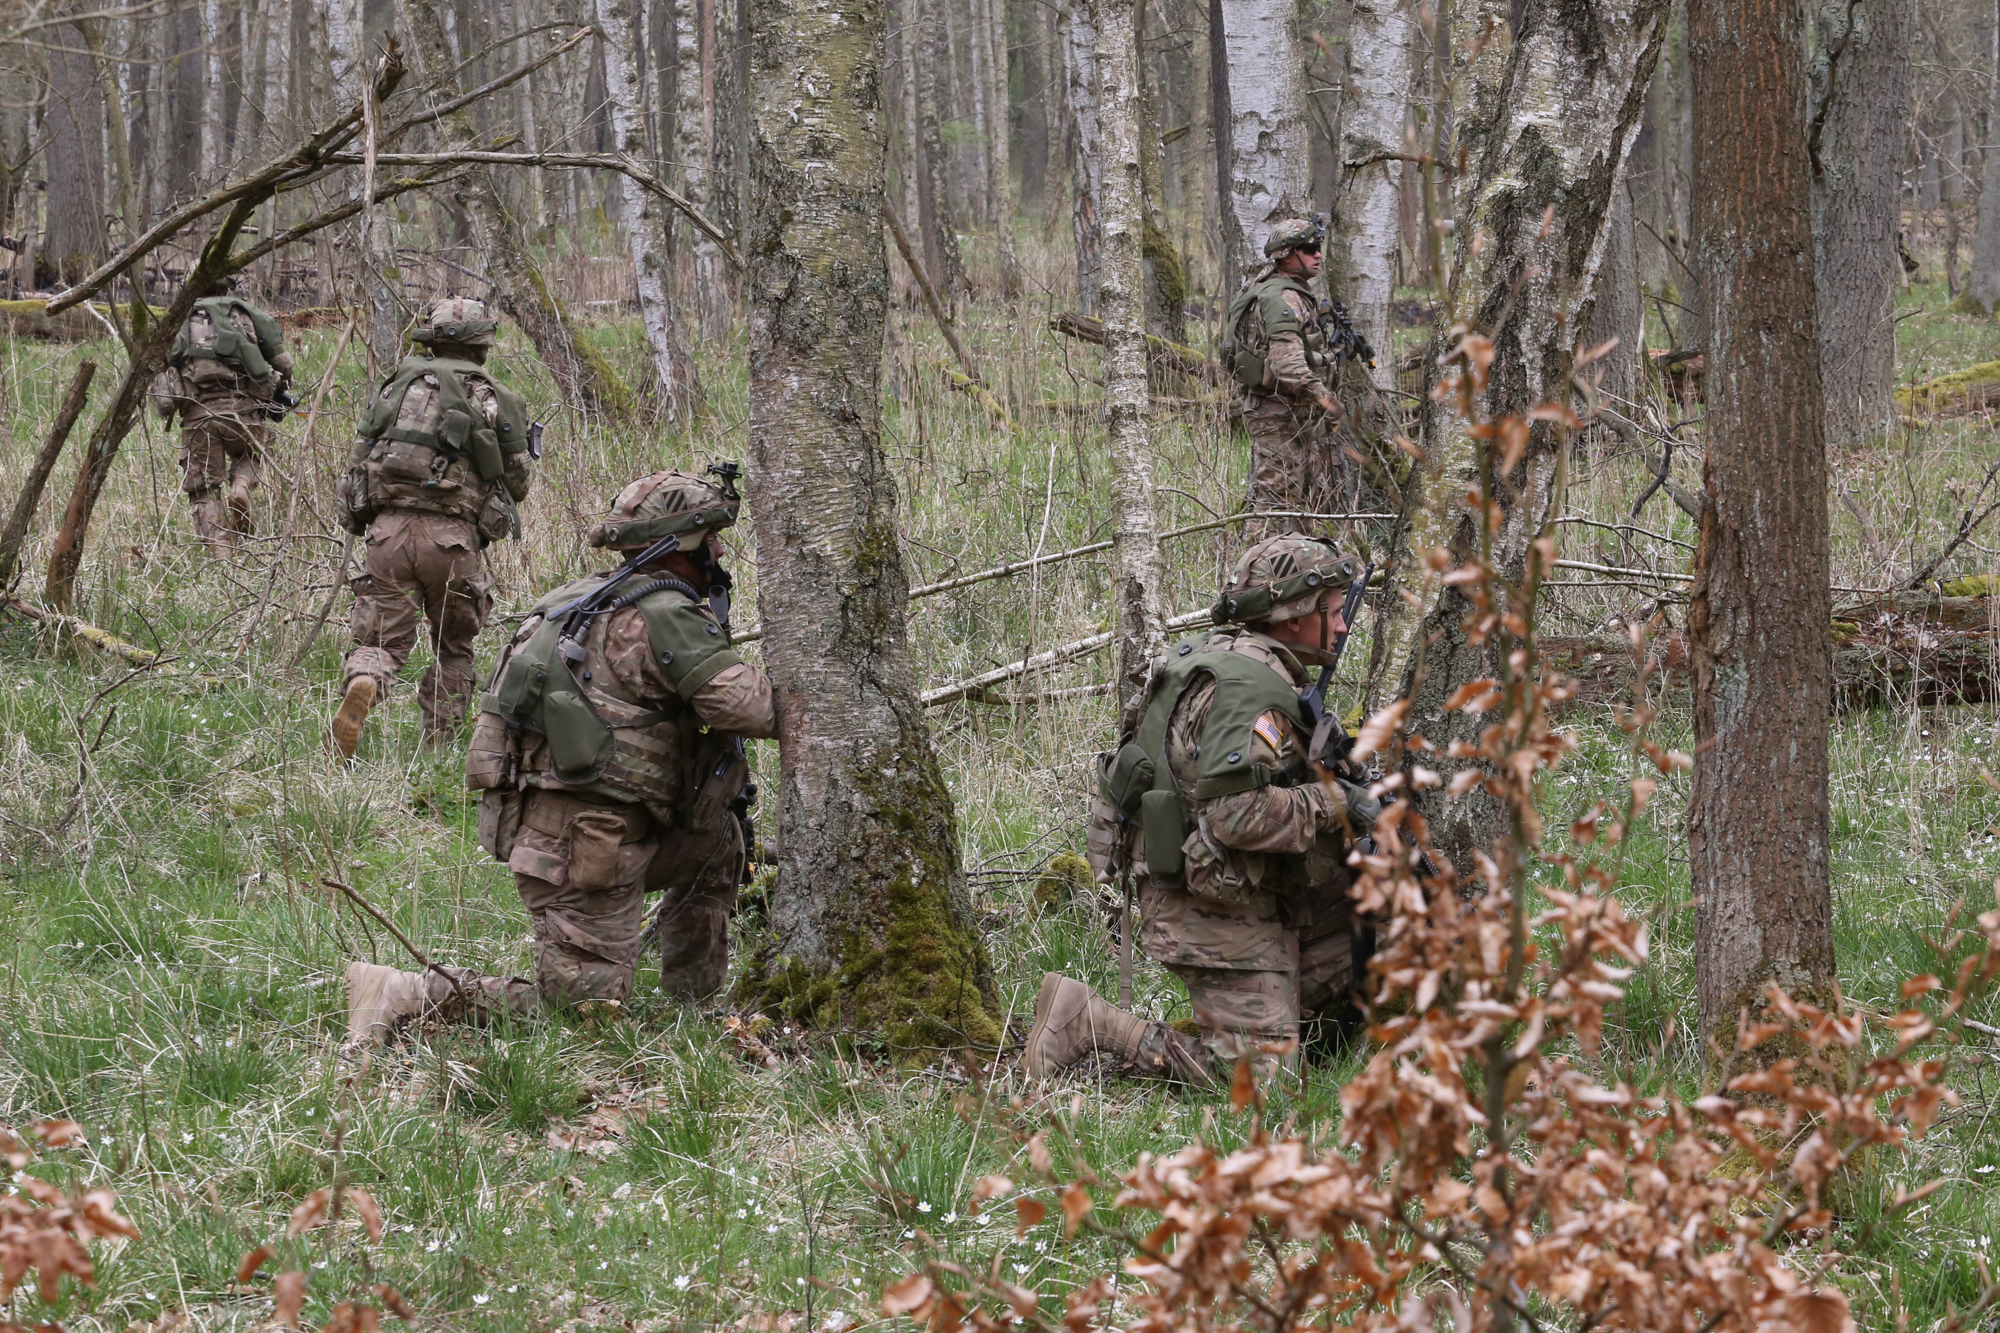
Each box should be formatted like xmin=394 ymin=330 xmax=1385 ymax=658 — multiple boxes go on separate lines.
xmin=1904 ymin=454 xmax=2000 ymax=589
xmin=1597 ymin=408 xmax=1705 ymax=521
xmin=1048 ymin=311 xmax=1221 ymax=385
xmin=0 ymin=358 xmax=96 ymax=587
xmin=881 ymin=200 xmax=1011 ymax=428
xmin=921 ymin=607 xmax=1211 ymax=707
xmin=2 ymin=597 xmax=225 ymax=685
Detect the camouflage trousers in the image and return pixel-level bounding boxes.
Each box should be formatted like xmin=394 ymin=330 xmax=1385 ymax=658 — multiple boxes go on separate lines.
xmin=341 ymin=510 xmax=493 ymax=739
xmin=435 ymin=790 xmax=746 ymax=1020
xmin=1242 ymin=392 xmax=1350 ymax=539
xmin=179 ymin=411 xmax=270 ymax=548
xmin=1140 ymin=877 xmax=1357 ymax=1083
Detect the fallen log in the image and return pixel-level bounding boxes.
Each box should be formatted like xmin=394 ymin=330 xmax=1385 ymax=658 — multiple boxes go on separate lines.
xmin=2 ymin=597 xmax=224 ymax=686
xmin=1048 ymin=311 xmax=1222 ymax=386
xmin=1897 ymin=359 xmax=2000 ymax=420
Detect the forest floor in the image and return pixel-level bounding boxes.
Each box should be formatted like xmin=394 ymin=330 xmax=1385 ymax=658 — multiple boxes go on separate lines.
xmin=3 ymin=243 xmax=2000 ymax=1331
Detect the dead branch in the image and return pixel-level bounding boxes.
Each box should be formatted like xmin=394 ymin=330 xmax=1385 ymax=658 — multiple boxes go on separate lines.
xmin=1048 ymin=311 xmax=1222 ymax=385
xmin=921 ymin=608 xmax=1212 ymax=707
xmin=227 ymin=167 xmax=465 ymax=272
xmin=882 ymin=202 xmax=1008 ymax=426
xmin=1 ymin=597 xmax=226 ymax=685
xmin=1596 ymin=408 xmax=1706 ymax=521
xmin=1904 ymin=454 xmax=2000 ymax=589
xmin=322 ymin=878 xmax=475 ymax=1013
xmin=0 ymin=359 xmax=96 ymax=588
xmin=44 ymin=49 xmax=409 ymax=314
xmin=326 ymin=150 xmax=739 ymax=266
xmin=381 ymin=26 xmax=594 ymax=144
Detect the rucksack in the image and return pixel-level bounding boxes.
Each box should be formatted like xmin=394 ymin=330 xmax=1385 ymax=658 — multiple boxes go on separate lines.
xmin=169 ymin=297 xmax=277 ymax=387
xmin=1217 ymin=284 xmax=1270 ymax=392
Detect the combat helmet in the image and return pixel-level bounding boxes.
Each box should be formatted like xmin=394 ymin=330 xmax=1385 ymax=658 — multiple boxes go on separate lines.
xmin=1212 ymin=534 xmax=1360 ymax=625
xmin=412 ymin=296 xmax=499 ymax=349
xmin=588 ymin=464 xmax=742 ymax=553
xmin=1263 ymin=214 xmax=1327 ymax=260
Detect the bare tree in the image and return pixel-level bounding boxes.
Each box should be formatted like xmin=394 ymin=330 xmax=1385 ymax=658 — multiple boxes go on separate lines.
xmin=740 ymin=0 xmax=1003 ymax=1050
xmin=400 ymin=2 xmax=634 ymax=417
xmin=1811 ymin=0 xmax=1913 ymax=445
xmin=1959 ymin=0 xmax=2000 ymax=314
xmin=596 ymin=0 xmax=697 ymax=420
xmin=1380 ymin=0 xmax=1667 ymax=867
xmin=44 ymin=20 xmax=106 ymax=285
xmin=1334 ymin=0 xmax=1418 ymax=391
xmin=1688 ymin=0 xmax=1838 ymax=1053
xmin=1062 ymin=0 xmax=1104 ymax=315
xmin=1098 ymin=0 xmax=1167 ymax=708
xmin=1214 ymin=0 xmax=1309 ymax=275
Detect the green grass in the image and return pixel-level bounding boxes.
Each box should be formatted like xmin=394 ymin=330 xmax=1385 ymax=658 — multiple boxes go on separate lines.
xmin=3 ymin=224 xmax=2000 ymax=1330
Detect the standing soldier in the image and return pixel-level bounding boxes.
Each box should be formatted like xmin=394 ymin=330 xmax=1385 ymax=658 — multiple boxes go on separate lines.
xmin=343 ymin=467 xmax=777 ymax=1041
xmin=331 ymin=297 xmax=533 ymax=758
xmin=1219 ymin=218 xmax=1375 ymax=535
xmin=1026 ymin=536 xmax=1380 ymax=1085
xmin=151 ymin=278 xmax=294 ymax=549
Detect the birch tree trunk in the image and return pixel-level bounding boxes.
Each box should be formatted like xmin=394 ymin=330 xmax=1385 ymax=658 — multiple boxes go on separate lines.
xmin=1689 ymin=0 xmax=1837 ymax=1054
xmin=1098 ymin=0 xmax=1167 ymax=709
xmin=1334 ymin=0 xmax=1417 ymax=391
xmin=986 ymin=0 xmax=1021 ymax=294
xmin=1215 ymin=0 xmax=1309 ymax=274
xmin=918 ymin=0 xmax=968 ymax=300
xmin=1062 ymin=0 xmax=1104 ymax=316
xmin=596 ymin=0 xmax=698 ymax=421
xmin=401 ymin=0 xmax=634 ymax=417
xmin=675 ymin=0 xmax=725 ymax=338
xmin=1811 ymin=0 xmax=1912 ymax=445
xmin=740 ymin=0 xmax=1002 ymax=1053
xmin=1379 ymin=0 xmax=1667 ymax=868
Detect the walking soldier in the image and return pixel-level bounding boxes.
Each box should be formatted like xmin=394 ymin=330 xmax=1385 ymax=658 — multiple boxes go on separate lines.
xmin=330 ymin=297 xmax=534 ymax=756
xmin=1025 ymin=535 xmax=1379 ymax=1085
xmin=150 ymin=279 xmax=294 ymax=549
xmin=344 ymin=467 xmax=777 ymax=1042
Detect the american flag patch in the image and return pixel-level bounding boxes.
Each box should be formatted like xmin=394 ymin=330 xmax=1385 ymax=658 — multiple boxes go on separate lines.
xmin=1252 ymin=714 xmax=1286 ymax=752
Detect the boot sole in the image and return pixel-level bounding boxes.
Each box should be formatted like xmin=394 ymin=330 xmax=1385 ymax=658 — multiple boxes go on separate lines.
xmin=1021 ymin=972 xmax=1070 ymax=1080
xmin=330 ymin=679 xmax=376 ymax=759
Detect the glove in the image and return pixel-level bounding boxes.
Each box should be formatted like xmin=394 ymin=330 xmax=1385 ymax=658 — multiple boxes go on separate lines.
xmin=1336 ymin=778 xmax=1382 ymax=832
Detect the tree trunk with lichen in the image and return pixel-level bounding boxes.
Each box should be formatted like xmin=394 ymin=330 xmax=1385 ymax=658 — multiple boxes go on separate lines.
xmin=1689 ymin=0 xmax=1837 ymax=1057
xmin=1215 ymin=0 xmax=1309 ymax=275
xmin=1380 ymin=0 xmax=1667 ymax=870
xmin=400 ymin=1 xmax=633 ymax=418
xmin=737 ymin=0 xmax=1002 ymax=1055
xmin=1334 ymin=0 xmax=1418 ymax=392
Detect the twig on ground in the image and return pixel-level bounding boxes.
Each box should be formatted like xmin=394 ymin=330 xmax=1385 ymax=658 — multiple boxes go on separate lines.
xmin=322 ymin=877 xmax=474 ymax=1012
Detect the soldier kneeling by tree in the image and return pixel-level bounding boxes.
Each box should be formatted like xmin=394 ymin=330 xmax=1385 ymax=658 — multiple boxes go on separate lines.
xmin=1023 ymin=536 xmax=1379 ymax=1085
xmin=344 ymin=467 xmax=776 ymax=1041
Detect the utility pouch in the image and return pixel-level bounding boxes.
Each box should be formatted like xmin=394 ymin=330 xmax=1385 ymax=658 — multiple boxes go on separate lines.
xmin=438 ymin=407 xmax=474 ymax=455
xmin=686 ymin=744 xmax=749 ymax=834
xmin=542 ymin=686 xmax=613 ymax=784
xmin=1098 ymin=743 xmax=1155 ymax=815
xmin=487 ymin=647 xmax=549 ymax=720
xmin=1140 ymin=788 xmax=1186 ymax=882
xmin=1181 ymin=823 xmax=1262 ymax=907
xmin=476 ymin=788 xmax=524 ymax=861
xmin=468 ymin=426 xmax=505 ymax=482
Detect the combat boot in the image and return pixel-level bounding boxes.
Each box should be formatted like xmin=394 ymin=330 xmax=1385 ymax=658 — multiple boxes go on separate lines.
xmin=330 ymin=676 xmax=377 ymax=759
xmin=344 ymin=961 xmax=430 ymax=1044
xmin=1021 ymin=973 xmax=1154 ymax=1080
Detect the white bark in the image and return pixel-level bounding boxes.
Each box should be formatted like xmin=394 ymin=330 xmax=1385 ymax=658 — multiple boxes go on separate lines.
xmin=986 ymin=0 xmax=1019 ymax=292
xmin=677 ymin=0 xmax=725 ymax=335
xmin=324 ymin=0 xmax=362 ymax=103
xmin=1097 ymin=0 xmax=1166 ymax=706
xmin=202 ymin=0 xmax=227 ymax=180
xmin=1062 ymin=0 xmax=1104 ymax=315
xmin=1335 ymin=0 xmax=1417 ymax=390
xmin=1217 ymin=0 xmax=1309 ymax=275
xmin=597 ymin=0 xmax=695 ymax=420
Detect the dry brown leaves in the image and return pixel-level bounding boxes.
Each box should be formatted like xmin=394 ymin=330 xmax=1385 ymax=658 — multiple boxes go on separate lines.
xmin=0 ymin=1119 xmax=139 ymax=1318
xmin=883 ymin=378 xmax=2000 ymax=1333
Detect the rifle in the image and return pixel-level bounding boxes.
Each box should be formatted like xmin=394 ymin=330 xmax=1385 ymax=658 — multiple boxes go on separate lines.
xmin=1296 ymin=561 xmax=1373 ymax=777
xmin=263 ymin=387 xmax=299 ymax=422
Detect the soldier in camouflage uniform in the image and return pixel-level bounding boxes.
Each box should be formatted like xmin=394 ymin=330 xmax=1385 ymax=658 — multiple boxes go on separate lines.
xmin=330 ymin=298 xmax=535 ymax=756
xmin=1223 ymin=219 xmax=1371 ymax=537
xmin=150 ymin=279 xmax=294 ymax=549
xmin=344 ymin=468 xmax=777 ymax=1042
xmin=1024 ymin=535 xmax=1380 ymax=1086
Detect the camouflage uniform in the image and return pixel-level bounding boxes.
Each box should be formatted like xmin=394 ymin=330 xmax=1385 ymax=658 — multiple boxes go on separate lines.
xmin=344 ymin=469 xmax=776 ymax=1043
xmin=151 ymin=296 xmax=294 ymax=548
xmin=332 ymin=299 xmax=533 ymax=743
xmin=1228 ymin=220 xmax=1367 ymax=537
xmin=1028 ymin=536 xmax=1376 ymax=1086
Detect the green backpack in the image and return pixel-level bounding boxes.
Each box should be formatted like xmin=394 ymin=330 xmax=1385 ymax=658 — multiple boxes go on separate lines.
xmin=170 ymin=297 xmax=280 ymax=385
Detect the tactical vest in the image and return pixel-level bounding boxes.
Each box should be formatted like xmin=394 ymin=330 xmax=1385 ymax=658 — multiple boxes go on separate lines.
xmin=1097 ymin=630 xmax=1310 ymax=885
xmin=170 ymin=297 xmax=281 ymax=393
xmin=1219 ymin=274 xmax=1328 ymax=392
xmin=467 ymin=574 xmax=744 ymax=816
xmin=349 ymin=353 xmax=530 ymax=527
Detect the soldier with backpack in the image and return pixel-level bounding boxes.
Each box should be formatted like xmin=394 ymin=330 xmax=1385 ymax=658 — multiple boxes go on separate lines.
xmin=341 ymin=467 xmax=777 ymax=1043
xmin=330 ymin=297 xmax=535 ymax=757
xmin=150 ymin=279 xmax=294 ymax=549
xmin=1217 ymin=218 xmax=1375 ymax=536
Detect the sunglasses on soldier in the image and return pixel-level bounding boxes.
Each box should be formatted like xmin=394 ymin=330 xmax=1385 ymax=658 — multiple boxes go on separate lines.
xmin=1297 ymin=243 xmax=1322 ymax=255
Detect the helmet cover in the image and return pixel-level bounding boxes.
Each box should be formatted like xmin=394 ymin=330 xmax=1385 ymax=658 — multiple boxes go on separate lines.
xmin=588 ymin=469 xmax=740 ymax=552
xmin=413 ymin=296 xmax=499 ymax=348
xmin=1213 ymin=534 xmax=1360 ymax=625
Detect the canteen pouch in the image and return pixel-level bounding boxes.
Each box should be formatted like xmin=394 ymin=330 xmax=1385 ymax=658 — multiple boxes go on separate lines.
xmin=1099 ymin=743 xmax=1155 ymax=814
xmin=468 ymin=425 xmax=505 ymax=482
xmin=1140 ymin=788 xmax=1185 ymax=883
xmin=438 ymin=407 xmax=474 ymax=456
